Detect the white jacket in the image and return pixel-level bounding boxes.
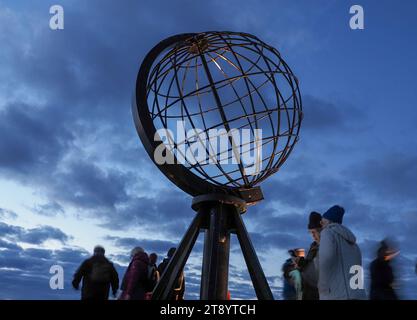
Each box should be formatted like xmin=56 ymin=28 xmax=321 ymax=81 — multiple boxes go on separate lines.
xmin=318 ymin=223 xmax=367 ymax=300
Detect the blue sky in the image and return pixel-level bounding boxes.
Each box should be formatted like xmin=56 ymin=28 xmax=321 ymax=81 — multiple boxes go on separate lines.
xmin=1 ymin=0 xmax=417 ymax=299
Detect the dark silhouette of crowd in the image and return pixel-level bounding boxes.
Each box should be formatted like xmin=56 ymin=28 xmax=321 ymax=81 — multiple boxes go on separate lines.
xmin=72 ymin=204 xmax=409 ymax=301
xmin=72 ymin=246 xmax=184 ymax=300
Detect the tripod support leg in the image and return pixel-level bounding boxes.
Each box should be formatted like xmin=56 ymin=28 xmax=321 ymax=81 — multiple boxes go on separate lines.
xmin=232 ymin=209 xmax=274 ymax=300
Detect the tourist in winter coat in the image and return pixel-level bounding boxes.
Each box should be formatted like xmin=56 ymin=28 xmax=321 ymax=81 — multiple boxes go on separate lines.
xmin=120 ymin=247 xmax=150 ymax=300
xmin=318 ymin=205 xmax=367 ymax=300
xmin=72 ymin=245 xmax=119 ymax=300
xmin=298 ymin=211 xmax=322 ymax=300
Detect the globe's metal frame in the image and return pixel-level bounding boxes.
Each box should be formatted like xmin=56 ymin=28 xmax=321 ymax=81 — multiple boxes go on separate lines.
xmin=133 ymin=31 xmax=302 ymax=204
xmin=132 ymin=31 xmax=302 ymax=300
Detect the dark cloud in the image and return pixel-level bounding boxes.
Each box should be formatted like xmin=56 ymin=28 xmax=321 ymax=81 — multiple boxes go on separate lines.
xmin=0 ymin=222 xmax=71 ymax=245
xmin=301 ymin=95 xmax=365 ymax=132
xmin=0 ymin=221 xmax=140 ymax=300
xmin=105 ymin=235 xmax=177 ymax=255
xmin=50 ymin=160 xmax=130 ymax=211
xmin=33 ymin=201 xmax=65 ymax=217
xmin=98 ymin=189 xmax=193 ymax=235
xmin=349 ymin=153 xmax=417 ymax=204
xmin=0 ymin=222 xmax=88 ymax=299
xmin=0 ymin=103 xmax=74 ymax=178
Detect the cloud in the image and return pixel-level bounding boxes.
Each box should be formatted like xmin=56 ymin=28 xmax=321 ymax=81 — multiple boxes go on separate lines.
xmin=0 ymin=222 xmax=89 ymax=299
xmin=0 ymin=103 xmax=74 ymax=178
xmin=0 ymin=222 xmax=71 ymax=245
xmin=349 ymin=153 xmax=417 ymax=204
xmin=32 ymin=201 xmax=65 ymax=217
xmin=105 ymin=235 xmax=178 ymax=255
xmin=301 ymin=95 xmax=364 ymax=132
xmin=0 ymin=208 xmax=18 ymax=220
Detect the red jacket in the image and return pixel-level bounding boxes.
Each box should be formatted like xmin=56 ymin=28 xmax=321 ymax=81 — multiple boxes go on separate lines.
xmin=121 ymin=251 xmax=149 ymax=300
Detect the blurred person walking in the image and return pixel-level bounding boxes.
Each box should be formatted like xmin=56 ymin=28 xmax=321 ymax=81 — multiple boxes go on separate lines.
xmin=370 ymin=239 xmax=399 ymax=300
xmin=282 ymin=248 xmax=304 ymax=300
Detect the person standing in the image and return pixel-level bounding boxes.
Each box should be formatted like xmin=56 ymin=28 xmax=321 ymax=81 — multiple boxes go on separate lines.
xmin=318 ymin=205 xmax=366 ymax=300
xmin=158 ymin=247 xmax=185 ymax=300
xmin=370 ymin=240 xmax=399 ymax=300
xmin=298 ymin=211 xmax=322 ymax=300
xmin=72 ymin=245 xmax=119 ymax=300
xmin=120 ymin=247 xmax=150 ymax=300
xmin=148 ymin=252 xmax=160 ymax=291
xmin=282 ymin=249 xmax=304 ymax=300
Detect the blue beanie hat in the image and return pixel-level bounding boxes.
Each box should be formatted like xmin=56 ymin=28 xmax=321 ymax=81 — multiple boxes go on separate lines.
xmin=323 ymin=205 xmax=345 ymax=224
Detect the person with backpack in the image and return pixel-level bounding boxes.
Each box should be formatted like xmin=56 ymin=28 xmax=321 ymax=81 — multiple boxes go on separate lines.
xmin=72 ymin=245 xmax=119 ymax=300
xmin=119 ymin=247 xmax=151 ymax=300
xmin=298 ymin=212 xmax=322 ymax=300
xmin=158 ymin=247 xmax=185 ymax=300
xmin=318 ymin=205 xmax=367 ymax=300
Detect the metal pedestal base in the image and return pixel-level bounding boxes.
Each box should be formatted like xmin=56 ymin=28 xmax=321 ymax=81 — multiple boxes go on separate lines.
xmin=151 ymin=194 xmax=273 ymax=300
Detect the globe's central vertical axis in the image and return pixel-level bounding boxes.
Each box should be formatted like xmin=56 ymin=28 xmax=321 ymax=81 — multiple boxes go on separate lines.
xmin=132 ymin=31 xmax=303 ymax=300
xmin=196 ymin=42 xmax=249 ymax=186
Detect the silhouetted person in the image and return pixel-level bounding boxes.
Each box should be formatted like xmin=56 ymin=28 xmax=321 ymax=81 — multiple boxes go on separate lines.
xmin=370 ymin=240 xmax=399 ymax=300
xmin=158 ymin=247 xmax=185 ymax=300
xmin=298 ymin=211 xmax=321 ymax=300
xmin=72 ymin=245 xmax=119 ymax=300
xmin=120 ymin=247 xmax=150 ymax=300
xmin=318 ymin=205 xmax=366 ymax=300
xmin=282 ymin=248 xmax=304 ymax=300
xmin=148 ymin=252 xmax=160 ymax=290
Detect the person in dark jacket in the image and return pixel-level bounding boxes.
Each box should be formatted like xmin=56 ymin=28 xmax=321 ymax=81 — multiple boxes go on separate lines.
xmin=158 ymin=247 xmax=185 ymax=300
xmin=120 ymin=247 xmax=150 ymax=300
xmin=72 ymin=245 xmax=119 ymax=300
xmin=370 ymin=239 xmax=399 ymax=300
xmin=148 ymin=252 xmax=160 ymax=291
xmin=298 ymin=211 xmax=321 ymax=300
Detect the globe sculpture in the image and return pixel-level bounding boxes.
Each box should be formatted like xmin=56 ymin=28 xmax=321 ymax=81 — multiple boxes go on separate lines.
xmin=133 ymin=31 xmax=302 ymax=300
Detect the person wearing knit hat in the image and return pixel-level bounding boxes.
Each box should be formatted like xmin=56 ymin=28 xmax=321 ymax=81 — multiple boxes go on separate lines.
xmin=318 ymin=205 xmax=366 ymax=300
xmin=308 ymin=211 xmax=322 ymax=243
xmin=322 ymin=205 xmax=345 ymax=226
xmin=298 ymin=211 xmax=322 ymax=300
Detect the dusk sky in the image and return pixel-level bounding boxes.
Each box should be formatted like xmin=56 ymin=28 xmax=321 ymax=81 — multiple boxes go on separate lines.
xmin=1 ymin=0 xmax=417 ymax=299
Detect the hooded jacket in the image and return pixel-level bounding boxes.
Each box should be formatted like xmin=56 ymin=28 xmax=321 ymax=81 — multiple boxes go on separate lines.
xmin=121 ymin=251 xmax=150 ymax=300
xmin=318 ymin=223 xmax=367 ymax=300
